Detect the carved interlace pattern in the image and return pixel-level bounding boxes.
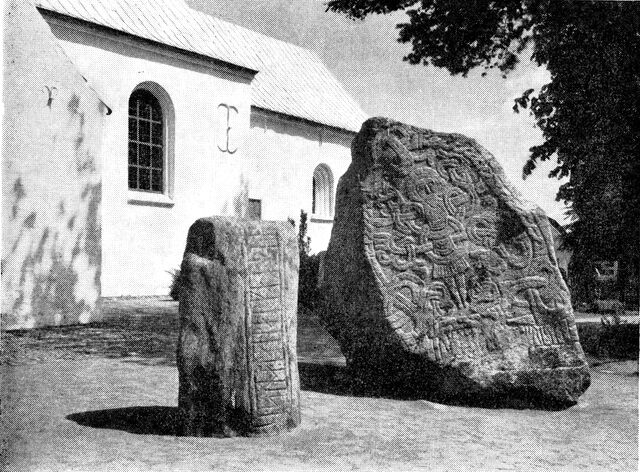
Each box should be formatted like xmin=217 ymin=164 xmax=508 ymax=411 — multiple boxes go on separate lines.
xmin=361 ymin=125 xmax=581 ymax=360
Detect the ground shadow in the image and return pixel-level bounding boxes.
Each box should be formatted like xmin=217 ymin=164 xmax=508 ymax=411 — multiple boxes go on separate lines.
xmin=66 ymin=406 xmax=189 ymax=436
xmin=66 ymin=406 xmax=270 ymax=438
xmin=5 ymin=299 xmax=180 ymax=367
xmin=298 ymin=361 xmax=352 ymax=397
xmin=298 ymin=360 xmax=580 ymax=411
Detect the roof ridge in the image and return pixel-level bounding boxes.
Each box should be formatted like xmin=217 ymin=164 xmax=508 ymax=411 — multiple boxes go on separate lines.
xmin=186 ymin=5 xmax=319 ymax=56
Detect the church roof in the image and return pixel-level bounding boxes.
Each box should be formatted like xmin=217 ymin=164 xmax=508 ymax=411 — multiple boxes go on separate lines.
xmin=36 ymin=0 xmax=368 ymax=133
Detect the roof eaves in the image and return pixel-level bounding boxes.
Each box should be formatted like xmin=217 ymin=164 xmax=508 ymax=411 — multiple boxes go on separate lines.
xmin=548 ymin=217 xmax=567 ymax=236
xmin=37 ymin=7 xmax=259 ymax=78
xmin=251 ymin=106 xmax=359 ymax=135
xmin=50 ymin=36 xmax=112 ymax=115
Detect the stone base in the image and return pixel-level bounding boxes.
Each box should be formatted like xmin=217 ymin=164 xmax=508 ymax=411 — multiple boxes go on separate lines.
xmin=345 ymin=341 xmax=590 ymax=409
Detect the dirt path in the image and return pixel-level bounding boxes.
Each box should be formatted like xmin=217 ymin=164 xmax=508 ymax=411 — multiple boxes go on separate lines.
xmin=1 ymin=298 xmax=637 ymax=471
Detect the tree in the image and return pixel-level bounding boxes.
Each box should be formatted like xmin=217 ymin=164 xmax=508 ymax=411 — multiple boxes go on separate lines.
xmin=327 ymin=0 xmax=640 ymax=305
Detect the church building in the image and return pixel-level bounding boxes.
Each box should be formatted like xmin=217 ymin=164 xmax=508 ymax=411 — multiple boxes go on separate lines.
xmin=2 ymin=0 xmax=368 ymax=329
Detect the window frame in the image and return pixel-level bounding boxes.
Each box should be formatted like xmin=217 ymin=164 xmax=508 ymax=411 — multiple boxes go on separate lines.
xmin=128 ymin=89 xmax=164 ymax=194
xmin=126 ymin=82 xmax=175 ymax=207
xmin=311 ymin=164 xmax=334 ymax=221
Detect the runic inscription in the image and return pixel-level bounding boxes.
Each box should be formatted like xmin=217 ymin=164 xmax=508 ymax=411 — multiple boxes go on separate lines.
xmin=321 ymin=117 xmax=590 ymax=408
xmin=178 ymin=217 xmax=300 ymax=436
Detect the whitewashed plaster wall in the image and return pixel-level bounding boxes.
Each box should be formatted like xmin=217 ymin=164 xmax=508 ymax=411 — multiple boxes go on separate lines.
xmin=45 ymin=14 xmax=254 ymax=296
xmin=35 ymin=12 xmax=356 ymax=297
xmin=246 ymin=110 xmax=354 ymax=254
xmin=2 ymin=2 xmax=107 ymax=328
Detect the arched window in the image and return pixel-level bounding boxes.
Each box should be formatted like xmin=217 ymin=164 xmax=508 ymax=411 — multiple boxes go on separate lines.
xmin=312 ymin=164 xmax=334 ymax=219
xmin=128 ymin=89 xmax=164 ymax=192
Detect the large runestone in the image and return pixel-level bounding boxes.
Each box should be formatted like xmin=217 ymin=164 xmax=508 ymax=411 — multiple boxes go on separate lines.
xmin=320 ymin=118 xmax=590 ymax=408
xmin=177 ymin=217 xmax=300 ymax=436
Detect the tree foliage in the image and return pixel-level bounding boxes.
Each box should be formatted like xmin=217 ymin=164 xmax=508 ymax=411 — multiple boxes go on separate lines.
xmin=295 ymin=210 xmax=321 ymax=313
xmin=327 ymin=0 xmax=640 ymax=303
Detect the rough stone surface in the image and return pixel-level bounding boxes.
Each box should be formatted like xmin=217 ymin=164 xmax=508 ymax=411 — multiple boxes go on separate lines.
xmin=178 ymin=217 xmax=300 ymax=436
xmin=320 ymin=117 xmax=590 ymax=408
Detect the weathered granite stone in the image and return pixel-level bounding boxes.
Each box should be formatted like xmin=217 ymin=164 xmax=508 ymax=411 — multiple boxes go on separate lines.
xmin=177 ymin=217 xmax=300 ymax=436
xmin=320 ymin=118 xmax=590 ymax=408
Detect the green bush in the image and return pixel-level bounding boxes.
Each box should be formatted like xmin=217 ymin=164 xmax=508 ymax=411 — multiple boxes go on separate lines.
xmin=578 ymin=322 xmax=638 ymax=360
xmin=296 ymin=210 xmax=322 ymax=313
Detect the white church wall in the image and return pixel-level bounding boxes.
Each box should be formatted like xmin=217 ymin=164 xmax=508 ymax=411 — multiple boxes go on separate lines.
xmin=247 ymin=110 xmax=355 ymax=254
xmin=44 ymin=15 xmax=254 ymax=296
xmin=2 ymin=2 xmax=107 ymax=328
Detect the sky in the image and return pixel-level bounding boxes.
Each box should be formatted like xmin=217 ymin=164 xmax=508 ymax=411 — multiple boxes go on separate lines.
xmin=187 ymin=0 xmax=569 ymax=224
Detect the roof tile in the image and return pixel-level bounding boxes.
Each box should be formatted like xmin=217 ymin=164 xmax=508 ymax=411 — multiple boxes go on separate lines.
xmin=36 ymin=0 xmax=368 ymax=131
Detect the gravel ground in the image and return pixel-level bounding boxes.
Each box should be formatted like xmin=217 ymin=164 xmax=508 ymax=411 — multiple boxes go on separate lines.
xmin=1 ymin=298 xmax=637 ymax=471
